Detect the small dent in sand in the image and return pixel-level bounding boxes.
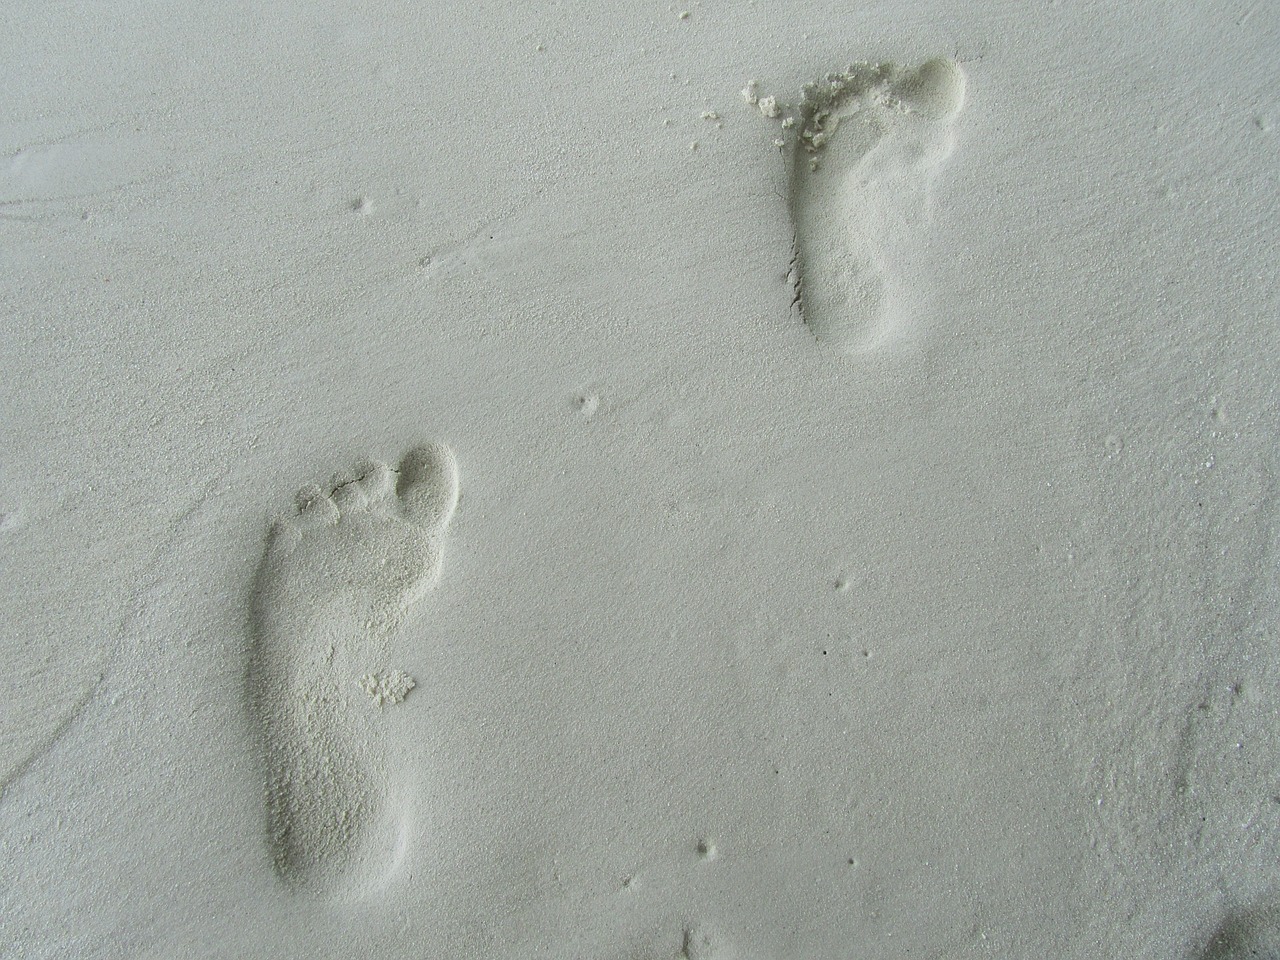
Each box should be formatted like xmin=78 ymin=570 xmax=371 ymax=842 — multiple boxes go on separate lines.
xmin=680 ymin=924 xmax=731 ymax=960
xmin=572 ymin=391 xmax=600 ymax=419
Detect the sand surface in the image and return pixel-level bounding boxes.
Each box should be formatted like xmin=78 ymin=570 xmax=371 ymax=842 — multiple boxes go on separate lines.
xmin=2 ymin=1 xmax=1278 ymax=957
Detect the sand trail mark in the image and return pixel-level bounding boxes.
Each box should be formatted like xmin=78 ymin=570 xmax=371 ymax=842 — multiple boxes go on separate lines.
xmin=247 ymin=444 xmax=458 ymax=895
xmin=777 ymin=58 xmax=965 ymax=354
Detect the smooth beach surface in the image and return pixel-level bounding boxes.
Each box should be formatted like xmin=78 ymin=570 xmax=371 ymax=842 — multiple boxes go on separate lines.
xmin=1 ymin=1 xmax=1278 ymax=957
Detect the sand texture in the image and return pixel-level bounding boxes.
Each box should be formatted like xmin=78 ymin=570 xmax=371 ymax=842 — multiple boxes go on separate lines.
xmin=1 ymin=1 xmax=1278 ymax=958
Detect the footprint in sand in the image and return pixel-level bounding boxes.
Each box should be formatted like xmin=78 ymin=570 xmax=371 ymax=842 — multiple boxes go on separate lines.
xmin=785 ymin=58 xmax=966 ymax=354
xmin=247 ymin=444 xmax=459 ymax=895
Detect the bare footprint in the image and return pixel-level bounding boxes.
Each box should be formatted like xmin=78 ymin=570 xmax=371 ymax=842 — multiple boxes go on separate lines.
xmin=786 ymin=58 xmax=966 ymax=354
xmin=247 ymin=444 xmax=459 ymax=895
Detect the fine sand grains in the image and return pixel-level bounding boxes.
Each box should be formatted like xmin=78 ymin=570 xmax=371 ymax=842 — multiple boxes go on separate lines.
xmin=246 ymin=444 xmax=458 ymax=896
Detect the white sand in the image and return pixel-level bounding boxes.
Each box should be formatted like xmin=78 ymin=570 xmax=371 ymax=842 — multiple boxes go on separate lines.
xmin=1 ymin=1 xmax=1278 ymax=957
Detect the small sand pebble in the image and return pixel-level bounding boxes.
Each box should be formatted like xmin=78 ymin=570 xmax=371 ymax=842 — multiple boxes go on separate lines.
xmin=358 ymin=669 xmax=416 ymax=707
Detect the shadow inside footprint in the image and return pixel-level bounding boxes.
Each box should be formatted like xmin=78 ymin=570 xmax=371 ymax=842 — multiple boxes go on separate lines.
xmin=1198 ymin=900 xmax=1280 ymax=960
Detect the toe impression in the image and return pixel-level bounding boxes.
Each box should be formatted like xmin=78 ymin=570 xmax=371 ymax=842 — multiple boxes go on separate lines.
xmin=396 ymin=443 xmax=459 ymax=532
